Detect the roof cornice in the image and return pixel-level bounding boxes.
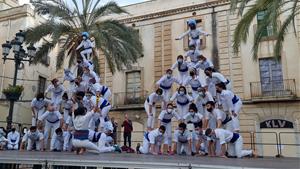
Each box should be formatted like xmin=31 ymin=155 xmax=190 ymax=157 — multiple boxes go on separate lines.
xmin=119 ymin=0 xmax=229 ymax=23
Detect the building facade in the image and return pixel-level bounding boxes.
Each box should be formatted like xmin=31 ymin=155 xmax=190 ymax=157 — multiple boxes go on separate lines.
xmin=0 ymin=0 xmax=57 ymax=126
xmin=97 ymin=0 xmax=300 ymax=157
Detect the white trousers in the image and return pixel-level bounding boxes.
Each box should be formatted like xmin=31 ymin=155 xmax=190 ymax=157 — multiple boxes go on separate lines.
xmin=72 ymin=139 xmax=101 ymax=153
xmin=232 ymin=100 xmax=242 ymax=131
xmin=44 ymin=121 xmax=60 ymax=149
xmin=176 ymin=142 xmax=191 ymax=155
xmin=63 ymin=110 xmax=71 ymax=123
xmin=27 ymin=139 xmax=41 ymax=151
xmin=7 ymin=143 xmax=18 ymax=150
xmin=189 ymin=39 xmax=201 ymax=51
xmin=144 ymin=102 xmax=156 ymax=129
xmin=139 ymin=137 xmax=159 ymax=154
xmin=32 ymin=108 xmax=45 ymax=126
xmin=176 ymin=104 xmax=189 ymax=119
xmin=223 ymin=120 xmax=234 ymax=132
xmin=228 ymin=136 xmax=252 ymax=158
xmin=177 ymin=72 xmax=189 ymax=84
xmin=50 ymin=139 xmax=63 ymax=151
xmin=97 ymin=133 xmax=115 ymax=153
xmin=80 ymin=48 xmax=93 ymax=60
xmin=162 ymin=89 xmax=171 ymax=103
xmin=63 ymin=131 xmax=71 ymax=151
xmin=51 ymin=96 xmax=62 ymax=108
xmin=99 ymin=105 xmax=111 ymax=128
xmin=162 ymin=122 xmax=172 ymax=146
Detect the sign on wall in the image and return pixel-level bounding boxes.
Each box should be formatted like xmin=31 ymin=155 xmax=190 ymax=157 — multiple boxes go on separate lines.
xmin=260 ymin=119 xmax=294 ymax=129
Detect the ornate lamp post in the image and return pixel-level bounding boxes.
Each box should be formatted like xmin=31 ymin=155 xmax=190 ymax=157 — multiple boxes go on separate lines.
xmin=1 ymin=30 xmax=36 ymax=130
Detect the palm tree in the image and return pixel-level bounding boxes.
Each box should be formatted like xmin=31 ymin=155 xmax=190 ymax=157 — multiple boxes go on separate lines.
xmin=25 ymin=0 xmax=143 ymax=73
xmin=231 ymin=0 xmax=299 ymax=60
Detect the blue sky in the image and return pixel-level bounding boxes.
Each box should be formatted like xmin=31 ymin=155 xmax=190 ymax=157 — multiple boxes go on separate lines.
xmin=20 ymin=0 xmax=148 ymax=7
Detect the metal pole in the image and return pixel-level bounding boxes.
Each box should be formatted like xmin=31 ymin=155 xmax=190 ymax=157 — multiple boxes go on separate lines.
xmin=6 ymin=58 xmax=19 ymax=130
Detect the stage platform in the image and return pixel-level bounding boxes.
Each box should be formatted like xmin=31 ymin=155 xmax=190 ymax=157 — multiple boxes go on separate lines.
xmin=0 ymin=151 xmax=299 ymax=169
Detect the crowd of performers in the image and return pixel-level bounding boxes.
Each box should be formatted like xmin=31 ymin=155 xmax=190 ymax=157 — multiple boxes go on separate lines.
xmin=0 ymin=19 xmax=256 ymax=158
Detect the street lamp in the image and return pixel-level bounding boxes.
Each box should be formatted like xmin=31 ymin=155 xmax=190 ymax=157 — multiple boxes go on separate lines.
xmin=1 ymin=30 xmax=36 ymax=130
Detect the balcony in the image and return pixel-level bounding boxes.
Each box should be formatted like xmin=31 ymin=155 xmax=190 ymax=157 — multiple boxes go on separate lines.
xmin=250 ymin=79 xmax=297 ymax=101
xmin=113 ymin=90 xmax=149 ymax=108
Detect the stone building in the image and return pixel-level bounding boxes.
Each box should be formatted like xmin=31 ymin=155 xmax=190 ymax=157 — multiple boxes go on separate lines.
xmin=96 ymin=0 xmax=300 ymax=157
xmin=0 ymin=0 xmax=57 ymax=126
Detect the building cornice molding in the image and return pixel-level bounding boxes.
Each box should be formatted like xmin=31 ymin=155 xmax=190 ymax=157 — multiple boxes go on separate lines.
xmin=0 ymin=5 xmax=34 ymax=21
xmin=119 ymin=0 xmax=229 ymax=23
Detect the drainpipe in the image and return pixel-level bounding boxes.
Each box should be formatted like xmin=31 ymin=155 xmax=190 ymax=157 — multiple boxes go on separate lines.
xmin=211 ymin=7 xmax=219 ymax=70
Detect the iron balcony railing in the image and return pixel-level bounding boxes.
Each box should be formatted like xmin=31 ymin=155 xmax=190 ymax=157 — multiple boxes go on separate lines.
xmin=250 ymin=79 xmax=297 ymax=100
xmin=113 ymin=90 xmax=148 ymax=107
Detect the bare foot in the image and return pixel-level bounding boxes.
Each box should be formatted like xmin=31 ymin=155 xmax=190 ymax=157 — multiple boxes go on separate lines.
xmin=78 ymin=148 xmax=85 ymax=155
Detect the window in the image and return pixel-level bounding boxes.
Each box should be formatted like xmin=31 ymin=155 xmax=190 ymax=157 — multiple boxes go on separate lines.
xmin=37 ymin=76 xmax=47 ymax=94
xmin=259 ymin=58 xmax=283 ymax=95
xmin=257 ymin=11 xmax=274 ymax=37
xmin=125 ymin=71 xmax=142 ymax=104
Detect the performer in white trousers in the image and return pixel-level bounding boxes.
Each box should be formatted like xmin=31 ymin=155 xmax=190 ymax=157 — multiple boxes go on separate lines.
xmin=90 ymin=122 xmax=121 ymax=153
xmin=7 ymin=127 xmax=20 ymax=150
xmin=205 ymin=128 xmax=256 ymax=158
xmin=61 ymin=93 xmax=73 ymax=123
xmin=156 ymin=69 xmax=181 ymax=109
xmin=185 ymin=44 xmax=201 ymax=72
xmin=50 ymin=128 xmax=65 ymax=151
xmin=93 ymin=83 xmax=112 ymax=100
xmin=31 ymin=93 xmax=49 ymax=126
xmin=204 ymin=67 xmax=231 ymax=99
xmin=45 ymin=78 xmax=65 ymax=108
xmin=89 ymin=96 xmax=111 ymax=130
xmin=38 ymin=103 xmax=63 ymax=150
xmin=139 ymin=126 xmax=166 ymax=155
xmin=171 ymin=55 xmax=190 ymax=84
xmin=183 ymin=103 xmax=205 ymax=130
xmin=173 ymin=123 xmax=192 ymax=155
xmin=216 ymin=82 xmax=243 ymax=132
xmin=176 ymin=19 xmax=210 ymax=51
xmin=72 ymin=107 xmax=101 ymax=154
xmin=183 ymin=69 xmax=206 ymax=99
xmin=158 ymin=103 xmax=181 ymax=154
xmin=20 ymin=126 xmax=44 ymax=151
xmin=194 ymin=87 xmax=214 ymax=115
xmin=76 ymin=32 xmax=93 ymax=60
xmin=195 ymin=55 xmax=214 ymax=71
xmin=170 ymin=86 xmax=193 ymax=119
xmin=144 ymin=88 xmax=163 ymax=130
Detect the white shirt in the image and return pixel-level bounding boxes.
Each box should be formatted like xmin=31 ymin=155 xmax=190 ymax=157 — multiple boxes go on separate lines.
xmin=178 ymin=28 xmax=209 ymax=40
xmin=184 ymin=113 xmax=203 ymax=124
xmin=148 ymin=128 xmax=163 ymax=144
xmin=184 ymin=76 xmax=206 ymax=91
xmin=158 ymin=110 xmax=181 ymax=123
xmin=73 ymin=111 xmax=94 ymax=130
xmin=206 ymin=72 xmax=228 ymax=85
xmin=83 ymin=96 xmax=97 ymax=112
xmin=61 ymin=99 xmax=73 ymax=111
xmin=31 ymin=98 xmax=49 ymax=110
xmin=45 ymin=84 xmax=65 ymax=99
xmin=185 ymin=50 xmax=201 ymax=63
xmin=214 ymin=128 xmax=234 ymax=145
xmin=170 ymin=92 xmax=193 ymax=105
xmin=82 ymin=71 xmax=99 ymax=84
xmin=195 ymin=59 xmax=214 ymax=70
xmin=39 ymin=111 xmax=62 ymax=123
xmin=173 ymin=130 xmax=192 ymax=143
xmin=22 ymin=131 xmax=43 ymax=142
xmin=156 ymin=75 xmax=180 ymax=89
xmin=146 ymin=92 xmax=163 ymax=106
xmin=76 ymin=39 xmax=93 ymax=50
xmin=171 ymin=61 xmax=189 ymax=72
xmin=7 ymin=131 xmax=20 ymax=145
xmin=195 ymin=91 xmax=214 ymax=105
xmin=206 ymin=108 xmax=227 ymax=122
xmin=219 ymin=90 xmax=238 ymax=112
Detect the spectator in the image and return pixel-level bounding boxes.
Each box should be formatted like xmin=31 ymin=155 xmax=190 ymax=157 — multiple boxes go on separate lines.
xmin=0 ymin=127 xmax=8 ymax=150
xmin=122 ymin=114 xmax=133 ymax=148
xmin=111 ymin=117 xmax=118 ymax=144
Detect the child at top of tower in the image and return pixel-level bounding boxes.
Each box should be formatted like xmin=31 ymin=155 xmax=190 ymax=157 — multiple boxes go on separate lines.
xmin=176 ymin=19 xmax=210 ymax=51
